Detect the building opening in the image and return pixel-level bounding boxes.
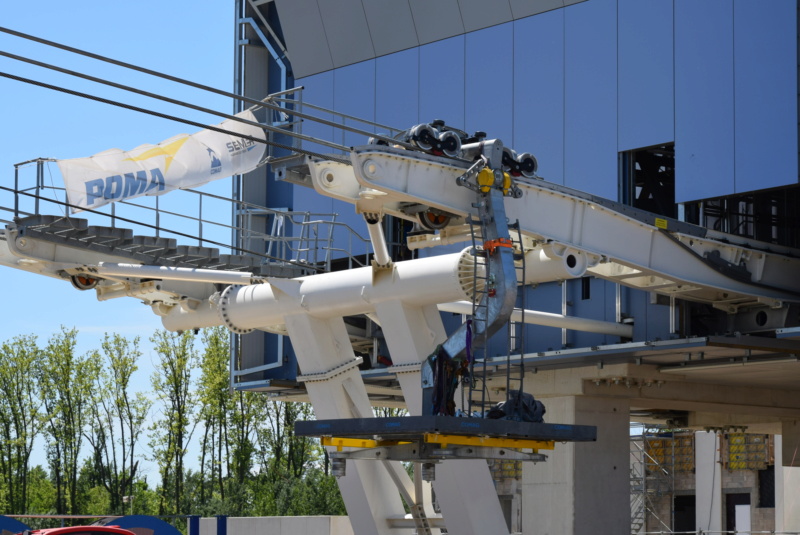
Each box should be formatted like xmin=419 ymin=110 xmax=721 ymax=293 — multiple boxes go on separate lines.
xmin=682 ymin=185 xmax=800 ymax=249
xmin=619 ymin=143 xmax=676 ymax=218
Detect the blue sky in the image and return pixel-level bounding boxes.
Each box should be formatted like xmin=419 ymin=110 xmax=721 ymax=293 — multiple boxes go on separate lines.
xmin=1 ymin=0 xmax=238 ymax=474
xmin=0 ymin=1 xmax=235 ymax=355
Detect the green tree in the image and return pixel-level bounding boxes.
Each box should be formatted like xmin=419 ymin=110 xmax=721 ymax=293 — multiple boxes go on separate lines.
xmin=0 ymin=334 xmax=44 ymax=513
xmin=196 ymin=327 xmax=232 ymax=505
xmin=149 ymin=329 xmax=197 ymax=516
xmin=38 ymin=327 xmax=98 ymax=514
xmin=25 ymin=465 xmax=55 ymax=514
xmin=84 ymin=334 xmax=151 ymax=514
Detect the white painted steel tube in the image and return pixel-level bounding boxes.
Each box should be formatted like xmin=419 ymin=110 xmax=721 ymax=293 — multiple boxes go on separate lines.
xmin=437 ymin=301 xmax=633 ymax=338
xmin=364 ymin=217 xmax=392 ymax=267
xmin=523 ymin=245 xmax=590 ymax=283
xmin=161 ymin=250 xmax=478 ymax=332
xmin=89 ymin=263 xmax=256 ymax=285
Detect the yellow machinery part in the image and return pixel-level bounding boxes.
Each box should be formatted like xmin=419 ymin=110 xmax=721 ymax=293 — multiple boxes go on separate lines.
xmin=423 ymin=433 xmax=554 ymax=451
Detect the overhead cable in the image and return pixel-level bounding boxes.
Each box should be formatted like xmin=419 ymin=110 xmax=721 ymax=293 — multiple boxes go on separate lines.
xmin=0 ymin=50 xmax=351 ymax=155
xmin=0 ymin=70 xmax=351 ymax=165
xmin=0 ymin=26 xmax=413 ymax=150
xmin=0 ymin=25 xmax=268 ymax=109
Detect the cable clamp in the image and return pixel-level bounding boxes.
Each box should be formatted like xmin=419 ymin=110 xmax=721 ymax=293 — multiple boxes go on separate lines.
xmin=483 ymin=238 xmax=513 ymax=255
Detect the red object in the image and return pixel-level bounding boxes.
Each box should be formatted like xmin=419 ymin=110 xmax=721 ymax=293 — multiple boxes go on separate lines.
xmin=19 ymin=527 xmax=136 ymax=535
xmin=483 ymin=238 xmax=513 ymax=255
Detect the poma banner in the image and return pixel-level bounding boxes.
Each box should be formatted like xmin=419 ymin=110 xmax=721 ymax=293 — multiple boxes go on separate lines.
xmin=57 ymin=109 xmax=267 ymax=212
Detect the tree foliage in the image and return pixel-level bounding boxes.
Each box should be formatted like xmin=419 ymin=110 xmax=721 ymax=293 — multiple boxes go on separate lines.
xmin=149 ymin=329 xmax=197 ymax=516
xmin=0 ymin=327 xmax=347 ymax=520
xmin=39 ymin=327 xmax=97 ymax=514
xmin=84 ymin=334 xmax=151 ymax=514
xmin=0 ymin=334 xmax=44 ymax=513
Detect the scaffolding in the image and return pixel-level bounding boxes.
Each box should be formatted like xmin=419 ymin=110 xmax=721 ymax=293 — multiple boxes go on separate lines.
xmin=630 ymin=429 xmax=695 ymax=534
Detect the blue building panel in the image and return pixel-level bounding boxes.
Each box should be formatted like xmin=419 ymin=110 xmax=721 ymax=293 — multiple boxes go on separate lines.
xmin=333 ymin=60 xmax=377 ymax=146
xmin=571 ymin=277 xmax=612 ymax=348
xmin=376 ymin=48 xmax=420 ymax=130
xmin=674 ymin=0 xmax=735 ymax=202
xmin=617 ymin=0 xmax=675 ymax=152
xmin=295 ymin=71 xmax=335 ymax=165
xmin=513 ymin=11 xmax=565 ymax=183
xmin=563 ymin=0 xmax=618 ymax=199
xmin=526 ymin=283 xmax=566 ymax=352
xmin=465 ymin=23 xmax=514 ymax=141
xmin=733 ymin=0 xmax=798 ymax=193
xmin=419 ymin=35 xmax=466 ymax=130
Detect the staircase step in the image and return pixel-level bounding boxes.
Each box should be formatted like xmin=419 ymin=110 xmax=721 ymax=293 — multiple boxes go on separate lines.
xmin=80 ymin=225 xmax=134 ymax=247
xmin=164 ymin=245 xmax=220 ymax=265
xmin=120 ymin=235 xmax=179 ymax=256
xmin=209 ymin=254 xmax=262 ymax=270
xmin=16 ymin=215 xmax=88 ymax=238
xmin=8 ymin=214 xmax=317 ymax=276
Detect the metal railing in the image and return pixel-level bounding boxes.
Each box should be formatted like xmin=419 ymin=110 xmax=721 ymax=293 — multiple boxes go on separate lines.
xmin=3 ymin=158 xmax=377 ymax=273
xmin=643 ymin=532 xmax=800 ymax=534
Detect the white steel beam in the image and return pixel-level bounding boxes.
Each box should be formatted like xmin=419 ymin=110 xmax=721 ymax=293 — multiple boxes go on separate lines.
xmin=374 ymin=300 xmax=511 ymax=535
xmin=301 ymin=147 xmax=800 ymax=310
xmin=283 ymin=313 xmax=413 ymax=535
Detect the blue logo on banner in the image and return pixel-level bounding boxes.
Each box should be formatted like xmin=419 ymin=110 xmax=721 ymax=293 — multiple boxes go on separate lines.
xmin=84 ymin=168 xmax=165 ymax=206
xmin=208 ymin=148 xmax=222 ymax=175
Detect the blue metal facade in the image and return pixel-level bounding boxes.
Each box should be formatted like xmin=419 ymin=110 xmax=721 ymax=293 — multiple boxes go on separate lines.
xmin=242 ymin=0 xmax=799 ymax=383
xmin=293 ymin=0 xmax=796 ymax=205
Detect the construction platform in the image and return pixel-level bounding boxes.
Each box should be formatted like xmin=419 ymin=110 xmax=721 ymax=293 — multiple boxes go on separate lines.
xmin=295 ymin=415 xmax=596 ymax=464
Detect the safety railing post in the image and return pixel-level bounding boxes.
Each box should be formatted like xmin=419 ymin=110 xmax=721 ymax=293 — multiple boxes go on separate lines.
xmin=198 ymin=193 xmax=203 ymax=246
xmin=35 ymin=159 xmax=43 ymax=216
xmin=13 ymin=165 xmax=19 ymax=218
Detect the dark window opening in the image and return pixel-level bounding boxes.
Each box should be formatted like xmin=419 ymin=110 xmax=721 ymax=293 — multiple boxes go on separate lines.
xmin=673 ymin=494 xmax=696 ymax=532
xmin=725 ymin=492 xmax=750 ymax=532
xmin=581 ymin=276 xmax=591 ymax=300
xmin=683 ymin=185 xmax=800 ymax=249
xmin=619 ymin=143 xmax=676 ymax=218
xmin=758 ymin=465 xmax=776 ymax=507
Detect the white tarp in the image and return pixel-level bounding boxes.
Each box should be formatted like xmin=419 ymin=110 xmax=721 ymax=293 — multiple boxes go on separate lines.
xmin=57 ymin=110 xmax=266 ymax=212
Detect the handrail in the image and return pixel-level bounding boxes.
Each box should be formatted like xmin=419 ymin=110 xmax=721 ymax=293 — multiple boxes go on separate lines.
xmin=2 ymin=160 xmax=381 ymax=273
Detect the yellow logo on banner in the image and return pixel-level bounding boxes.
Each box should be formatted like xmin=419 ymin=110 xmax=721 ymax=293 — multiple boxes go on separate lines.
xmin=124 ymin=136 xmax=190 ymax=173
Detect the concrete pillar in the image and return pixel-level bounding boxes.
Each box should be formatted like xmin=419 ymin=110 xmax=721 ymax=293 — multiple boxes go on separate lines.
xmin=778 ymin=421 xmax=800 ymax=531
xmin=695 ymin=431 xmax=722 ymax=533
xmin=521 ymin=396 xmax=630 ymax=535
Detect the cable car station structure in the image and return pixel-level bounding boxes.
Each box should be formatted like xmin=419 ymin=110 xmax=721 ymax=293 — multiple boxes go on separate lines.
xmin=3 ymin=1 xmax=800 ymax=533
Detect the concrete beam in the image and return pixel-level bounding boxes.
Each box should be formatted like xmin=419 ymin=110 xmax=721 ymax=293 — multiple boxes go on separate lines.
xmin=582 ymin=377 xmax=800 ymax=419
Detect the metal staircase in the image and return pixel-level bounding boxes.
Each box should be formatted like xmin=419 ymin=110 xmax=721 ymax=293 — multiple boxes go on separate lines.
xmin=12 ymin=214 xmax=306 ymax=276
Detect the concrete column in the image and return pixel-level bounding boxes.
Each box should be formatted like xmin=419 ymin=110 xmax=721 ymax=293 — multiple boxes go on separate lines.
xmin=521 ymin=396 xmax=630 ymax=535
xmin=695 ymin=431 xmax=722 ymax=533
xmin=779 ymin=421 xmax=800 ymax=531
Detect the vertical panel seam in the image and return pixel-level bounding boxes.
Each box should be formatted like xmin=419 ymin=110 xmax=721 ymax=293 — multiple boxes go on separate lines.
xmin=406 ymin=0 xmax=421 ymax=46
xmin=672 ymin=0 xmax=676 ymax=146
xmin=512 ymin=20 xmax=516 ymax=148
xmin=563 ymin=5 xmax=567 ymax=185
xmin=314 ymin=0 xmax=336 ymax=70
xmin=616 ymin=0 xmax=620 ymax=160
xmin=732 ymin=0 xmax=737 ymax=194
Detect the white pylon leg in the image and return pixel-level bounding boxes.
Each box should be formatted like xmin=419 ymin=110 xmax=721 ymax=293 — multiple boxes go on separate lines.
xmin=374 ymin=301 xmax=446 ymax=415
xmin=374 ymin=300 xmax=512 ymax=535
xmin=283 ymin=313 xmax=413 ymax=535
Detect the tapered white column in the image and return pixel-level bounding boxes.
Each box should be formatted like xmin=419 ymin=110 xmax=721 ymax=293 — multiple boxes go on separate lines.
xmin=284 ymin=313 xmax=412 ymax=535
xmin=375 ymin=300 xmax=511 ymax=535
